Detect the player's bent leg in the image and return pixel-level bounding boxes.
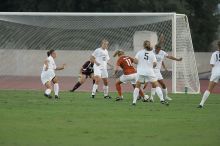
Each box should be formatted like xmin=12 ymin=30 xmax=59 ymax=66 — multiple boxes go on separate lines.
xmin=44 ymin=81 xmax=52 ymax=99
xmin=152 ymin=81 xmax=169 ymax=106
xmin=52 ymin=76 xmax=60 ymax=99
xmin=115 ymin=79 xmax=123 ymax=101
xmin=70 ymin=74 xmax=86 ymax=92
xmin=150 ymin=83 xmax=156 ymax=102
xmin=198 ymin=81 xmax=217 ymax=108
xmin=132 ymin=81 xmax=141 ymax=105
xmin=158 ymin=80 xmax=172 ymax=101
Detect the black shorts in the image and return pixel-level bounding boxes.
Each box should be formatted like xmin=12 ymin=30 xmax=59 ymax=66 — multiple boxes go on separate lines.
xmin=82 ymin=72 xmax=93 ymax=78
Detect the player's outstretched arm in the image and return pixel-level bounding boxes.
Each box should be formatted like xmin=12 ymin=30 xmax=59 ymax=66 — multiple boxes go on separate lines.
xmin=167 ymin=55 xmax=182 ymax=61
xmin=55 ymin=64 xmax=66 ymax=70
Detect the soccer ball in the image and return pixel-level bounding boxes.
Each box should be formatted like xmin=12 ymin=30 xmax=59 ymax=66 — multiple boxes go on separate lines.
xmin=144 ymin=95 xmax=150 ymax=100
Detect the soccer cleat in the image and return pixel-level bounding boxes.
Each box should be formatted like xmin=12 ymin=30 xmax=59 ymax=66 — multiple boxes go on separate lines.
xmin=69 ymin=89 xmax=74 ymax=92
xmin=161 ymin=100 xmax=169 ymax=106
xmin=197 ymin=105 xmax=203 ymax=108
xmin=115 ymin=97 xmax=123 ymax=101
xmin=104 ymin=95 xmax=112 ymax=99
xmin=165 ymin=96 xmax=172 ymax=101
xmin=132 ymin=103 xmax=136 ymax=106
xmin=44 ymin=93 xmax=52 ymax=99
xmin=91 ymin=95 xmax=95 ymax=98
xmin=55 ymin=95 xmax=59 ymax=99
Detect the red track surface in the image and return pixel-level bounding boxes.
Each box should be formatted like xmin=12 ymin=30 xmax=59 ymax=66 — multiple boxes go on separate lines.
xmin=0 ymin=76 xmax=219 ymax=94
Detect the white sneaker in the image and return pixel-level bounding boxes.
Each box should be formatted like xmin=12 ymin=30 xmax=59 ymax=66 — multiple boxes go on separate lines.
xmin=165 ymin=96 xmax=172 ymax=101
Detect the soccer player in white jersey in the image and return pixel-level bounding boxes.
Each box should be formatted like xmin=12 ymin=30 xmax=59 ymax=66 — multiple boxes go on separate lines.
xmin=150 ymin=44 xmax=182 ymax=101
xmin=132 ymin=40 xmax=168 ymax=105
xmin=41 ymin=49 xmax=65 ymax=99
xmin=198 ymin=41 xmax=220 ymax=108
xmin=90 ymin=39 xmax=112 ymax=99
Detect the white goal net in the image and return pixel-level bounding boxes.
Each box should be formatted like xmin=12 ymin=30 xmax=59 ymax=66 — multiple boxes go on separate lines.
xmin=0 ymin=13 xmax=200 ymax=93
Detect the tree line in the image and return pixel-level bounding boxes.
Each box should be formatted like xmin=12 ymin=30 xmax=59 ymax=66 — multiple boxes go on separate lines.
xmin=0 ymin=0 xmax=219 ymax=52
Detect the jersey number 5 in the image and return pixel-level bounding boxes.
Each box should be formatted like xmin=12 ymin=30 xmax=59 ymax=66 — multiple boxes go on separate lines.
xmin=144 ymin=53 xmax=149 ymax=60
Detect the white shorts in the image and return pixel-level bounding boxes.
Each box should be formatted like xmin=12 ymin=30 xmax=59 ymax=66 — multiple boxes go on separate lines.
xmin=41 ymin=70 xmax=56 ymax=85
xmin=136 ymin=74 xmax=157 ymax=84
xmin=94 ymin=66 xmax=108 ymax=78
xmin=120 ymin=73 xmax=137 ymax=84
xmin=154 ymin=69 xmax=163 ymax=80
xmin=210 ymin=74 xmax=220 ymax=83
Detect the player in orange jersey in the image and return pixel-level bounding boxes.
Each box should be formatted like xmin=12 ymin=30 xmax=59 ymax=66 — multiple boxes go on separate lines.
xmin=113 ymin=50 xmax=145 ymax=101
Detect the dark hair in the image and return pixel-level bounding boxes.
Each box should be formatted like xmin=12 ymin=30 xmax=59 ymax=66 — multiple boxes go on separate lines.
xmin=155 ymin=44 xmax=161 ymax=49
xmin=47 ymin=49 xmax=55 ymax=57
xmin=218 ymin=41 xmax=220 ymax=49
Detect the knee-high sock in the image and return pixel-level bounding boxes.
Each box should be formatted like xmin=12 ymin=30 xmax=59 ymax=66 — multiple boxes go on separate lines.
xmin=103 ymin=85 xmax=109 ymax=96
xmin=45 ymin=89 xmax=51 ymax=95
xmin=92 ymin=84 xmax=98 ymax=95
xmin=72 ymin=82 xmax=81 ymax=91
xmin=133 ymin=88 xmax=140 ymax=104
xmin=54 ymin=83 xmax=59 ymax=96
xmin=156 ymin=87 xmax=164 ymax=101
xmin=200 ymin=90 xmax=210 ymax=106
xmin=116 ymin=83 xmax=122 ymax=97
xmin=162 ymin=88 xmax=168 ymax=99
xmin=151 ymin=88 xmax=156 ymax=99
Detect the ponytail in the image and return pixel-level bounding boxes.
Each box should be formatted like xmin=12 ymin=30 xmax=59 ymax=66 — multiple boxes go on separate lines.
xmin=47 ymin=51 xmax=50 ymax=57
xmin=47 ymin=49 xmax=55 ymax=57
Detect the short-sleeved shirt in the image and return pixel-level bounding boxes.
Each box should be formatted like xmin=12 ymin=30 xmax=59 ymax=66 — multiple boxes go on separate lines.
xmin=117 ymin=55 xmax=136 ymax=75
xmin=92 ymin=48 xmax=110 ymax=69
xmin=42 ymin=56 xmax=56 ymax=71
xmin=135 ymin=49 xmax=157 ymax=76
xmin=81 ymin=61 xmax=94 ymax=75
xmin=153 ymin=49 xmax=168 ymax=70
xmin=210 ymin=51 xmax=220 ymax=75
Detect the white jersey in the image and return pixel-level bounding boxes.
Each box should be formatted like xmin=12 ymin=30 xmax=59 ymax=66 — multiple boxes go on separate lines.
xmin=153 ymin=49 xmax=168 ymax=70
xmin=135 ymin=49 xmax=157 ymax=76
xmin=92 ymin=47 xmax=110 ymax=69
xmin=42 ymin=56 xmax=56 ymax=72
xmin=210 ymin=51 xmax=220 ymax=75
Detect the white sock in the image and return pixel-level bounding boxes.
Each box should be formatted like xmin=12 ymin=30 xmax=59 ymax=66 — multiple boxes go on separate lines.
xmin=45 ymin=89 xmax=51 ymax=95
xmin=103 ymin=85 xmax=109 ymax=96
xmin=162 ymin=88 xmax=168 ymax=99
xmin=92 ymin=84 xmax=98 ymax=95
xmin=151 ymin=88 xmax=156 ymax=100
xmin=54 ymin=83 xmax=59 ymax=96
xmin=156 ymin=87 xmax=164 ymax=101
xmin=133 ymin=88 xmax=140 ymax=104
xmin=200 ymin=90 xmax=210 ymax=106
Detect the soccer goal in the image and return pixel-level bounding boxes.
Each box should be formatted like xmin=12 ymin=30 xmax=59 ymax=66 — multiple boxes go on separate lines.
xmin=0 ymin=12 xmax=200 ymax=93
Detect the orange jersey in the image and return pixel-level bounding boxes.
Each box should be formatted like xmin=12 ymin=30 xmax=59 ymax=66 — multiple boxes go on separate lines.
xmin=117 ymin=55 xmax=136 ymax=75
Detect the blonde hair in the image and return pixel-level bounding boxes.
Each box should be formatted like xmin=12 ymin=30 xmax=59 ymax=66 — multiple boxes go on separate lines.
xmin=113 ymin=50 xmax=125 ymax=57
xmin=143 ymin=40 xmax=150 ymax=48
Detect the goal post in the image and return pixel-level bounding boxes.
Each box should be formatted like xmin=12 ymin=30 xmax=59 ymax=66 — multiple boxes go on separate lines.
xmin=0 ymin=12 xmax=200 ymax=93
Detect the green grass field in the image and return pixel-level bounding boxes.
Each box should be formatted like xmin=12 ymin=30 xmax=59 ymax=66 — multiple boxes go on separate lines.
xmin=0 ymin=90 xmax=220 ymax=146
